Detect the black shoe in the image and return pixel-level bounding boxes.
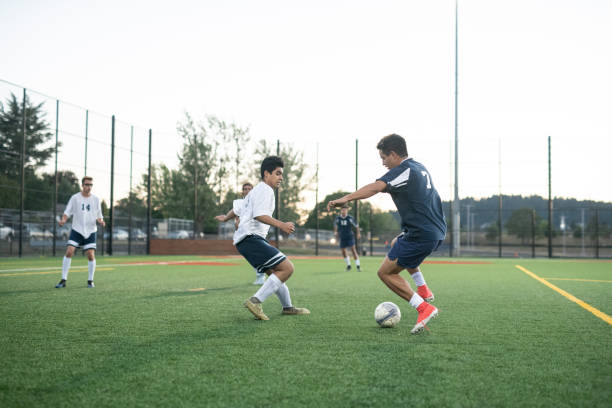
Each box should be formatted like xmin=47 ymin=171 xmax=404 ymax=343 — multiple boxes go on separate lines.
xmin=55 ymin=280 xmax=66 ymax=288
xmin=87 ymin=280 xmax=95 ymax=288
xmin=345 ymin=265 xmax=351 ymax=271
xmin=357 ymin=266 xmax=361 ymax=272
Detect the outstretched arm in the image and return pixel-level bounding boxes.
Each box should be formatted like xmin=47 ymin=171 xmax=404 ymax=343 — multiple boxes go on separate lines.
xmin=214 ymin=209 xmax=236 ymax=223
xmin=254 ymin=215 xmax=295 ymax=235
xmin=327 ymin=181 xmax=386 ymax=211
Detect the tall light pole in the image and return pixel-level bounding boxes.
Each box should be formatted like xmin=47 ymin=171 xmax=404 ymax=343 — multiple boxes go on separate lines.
xmin=452 ymin=0 xmax=461 ymax=256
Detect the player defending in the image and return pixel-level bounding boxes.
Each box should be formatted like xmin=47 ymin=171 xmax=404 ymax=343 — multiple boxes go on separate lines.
xmin=214 ymin=182 xmax=266 ymax=285
xmin=327 ymin=134 xmax=446 ymax=334
xmin=55 ymin=176 xmax=105 ymax=288
xmin=334 ymin=204 xmax=362 ymax=271
xmin=235 ymin=156 xmax=309 ymax=320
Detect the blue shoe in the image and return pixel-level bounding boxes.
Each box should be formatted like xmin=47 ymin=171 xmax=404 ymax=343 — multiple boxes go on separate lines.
xmin=55 ymin=280 xmax=66 ymax=288
xmin=87 ymin=281 xmax=95 ymax=288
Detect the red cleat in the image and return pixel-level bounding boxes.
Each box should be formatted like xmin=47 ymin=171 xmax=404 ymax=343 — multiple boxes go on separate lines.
xmin=411 ymin=302 xmax=438 ymax=334
xmin=417 ymin=284 xmax=435 ymax=302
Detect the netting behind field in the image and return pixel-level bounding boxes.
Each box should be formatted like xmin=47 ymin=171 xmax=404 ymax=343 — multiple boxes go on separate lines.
xmin=1 ymin=78 xmax=610 ymax=258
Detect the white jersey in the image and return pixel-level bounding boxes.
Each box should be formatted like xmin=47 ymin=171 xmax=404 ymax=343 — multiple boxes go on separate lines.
xmin=64 ymin=192 xmax=103 ymax=238
xmin=232 ymin=199 xmax=245 ymax=216
xmin=233 ymin=182 xmax=275 ymax=245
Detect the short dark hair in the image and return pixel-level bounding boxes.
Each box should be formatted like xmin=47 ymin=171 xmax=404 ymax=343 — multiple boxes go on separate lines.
xmin=376 ymin=134 xmax=408 ymax=157
xmin=242 ymin=182 xmax=253 ymax=189
xmin=82 ymin=176 xmax=93 ymax=185
xmin=260 ymin=156 xmax=284 ymax=179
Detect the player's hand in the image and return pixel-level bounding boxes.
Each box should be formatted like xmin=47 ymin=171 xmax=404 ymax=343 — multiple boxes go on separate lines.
xmin=98 ymin=219 xmax=106 ymax=228
xmin=214 ymin=215 xmax=226 ymax=222
xmin=280 ymin=222 xmax=295 ymax=235
xmin=327 ymin=198 xmax=347 ymax=211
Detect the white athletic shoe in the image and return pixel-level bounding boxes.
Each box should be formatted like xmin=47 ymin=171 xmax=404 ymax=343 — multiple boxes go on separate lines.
xmin=253 ymin=273 xmax=266 ymax=285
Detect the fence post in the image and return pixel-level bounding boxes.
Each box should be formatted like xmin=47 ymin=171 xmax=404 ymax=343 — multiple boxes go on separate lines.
xmin=369 ymin=206 xmax=373 ymax=256
xmin=108 ymin=115 xmax=115 ymax=256
xmin=595 ymin=209 xmax=599 ymax=259
xmin=274 ymin=140 xmax=280 ymax=248
xmin=128 ymin=125 xmax=133 ymax=255
xmin=18 ymin=88 xmax=27 ymax=257
xmin=355 ymin=138 xmax=359 ymax=255
xmin=315 ymin=143 xmax=319 ymax=256
xmin=531 ymin=209 xmax=536 ymax=258
xmin=498 ymin=195 xmax=502 ymax=257
xmin=146 ymin=129 xmax=152 ymax=255
xmin=548 ymin=136 xmax=553 ymax=258
xmin=84 ymin=110 xmax=89 ymax=175
xmin=448 ymin=206 xmax=453 ymax=257
xmin=53 ymin=99 xmax=59 ymax=256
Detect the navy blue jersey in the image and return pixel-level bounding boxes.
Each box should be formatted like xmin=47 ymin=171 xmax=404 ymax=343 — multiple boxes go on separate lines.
xmin=335 ymin=215 xmax=358 ymax=240
xmin=377 ymin=158 xmax=446 ymax=241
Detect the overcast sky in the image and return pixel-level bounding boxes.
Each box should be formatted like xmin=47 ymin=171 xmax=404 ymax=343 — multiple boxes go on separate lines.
xmin=1 ymin=0 xmax=611 ymax=212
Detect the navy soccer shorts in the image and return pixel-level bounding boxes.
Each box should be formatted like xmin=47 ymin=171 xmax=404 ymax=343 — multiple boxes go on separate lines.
xmin=235 ymin=235 xmax=287 ymax=274
xmin=387 ymin=235 xmax=443 ymax=269
xmin=67 ymin=229 xmax=97 ymax=251
xmin=339 ymin=236 xmax=355 ymax=249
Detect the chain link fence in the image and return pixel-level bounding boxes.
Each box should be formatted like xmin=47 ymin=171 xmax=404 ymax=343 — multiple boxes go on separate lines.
xmin=1 ymin=78 xmax=610 ymax=258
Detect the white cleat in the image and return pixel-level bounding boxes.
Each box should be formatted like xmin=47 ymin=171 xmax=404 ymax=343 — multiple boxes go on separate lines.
xmin=253 ymin=273 xmax=266 ymax=285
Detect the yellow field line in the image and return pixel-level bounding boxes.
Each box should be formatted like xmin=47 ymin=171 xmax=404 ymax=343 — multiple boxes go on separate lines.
xmin=515 ymin=265 xmax=612 ymax=326
xmin=0 ymin=267 xmax=114 ymax=277
xmin=542 ymin=277 xmax=612 ymax=283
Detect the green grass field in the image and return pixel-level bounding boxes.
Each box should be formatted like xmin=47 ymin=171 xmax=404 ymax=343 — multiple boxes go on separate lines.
xmin=1 ymin=255 xmax=610 ymax=407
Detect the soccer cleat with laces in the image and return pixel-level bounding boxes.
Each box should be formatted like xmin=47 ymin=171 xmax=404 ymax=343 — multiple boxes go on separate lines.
xmin=55 ymin=280 xmax=66 ymax=288
xmin=345 ymin=265 xmax=352 ymax=271
xmin=417 ymin=284 xmax=434 ymax=302
xmin=411 ymin=302 xmax=438 ymax=335
xmin=244 ymin=298 xmax=269 ymax=320
xmin=87 ymin=281 xmax=95 ymax=288
xmin=282 ymin=306 xmax=311 ymax=315
xmin=356 ymin=265 xmax=361 ymax=272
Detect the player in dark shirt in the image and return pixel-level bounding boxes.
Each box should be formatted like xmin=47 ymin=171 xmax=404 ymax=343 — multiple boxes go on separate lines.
xmin=327 ymin=134 xmax=446 ymax=334
xmin=334 ymin=204 xmax=361 ymax=271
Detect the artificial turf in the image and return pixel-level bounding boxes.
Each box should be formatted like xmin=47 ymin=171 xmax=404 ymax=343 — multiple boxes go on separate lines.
xmin=0 ymin=255 xmax=610 ymax=407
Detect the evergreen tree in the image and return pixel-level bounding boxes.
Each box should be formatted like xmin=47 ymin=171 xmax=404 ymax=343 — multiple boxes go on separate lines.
xmin=0 ymin=93 xmax=55 ymax=178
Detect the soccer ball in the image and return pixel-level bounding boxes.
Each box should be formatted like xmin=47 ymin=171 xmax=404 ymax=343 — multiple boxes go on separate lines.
xmin=374 ymin=302 xmax=401 ymax=328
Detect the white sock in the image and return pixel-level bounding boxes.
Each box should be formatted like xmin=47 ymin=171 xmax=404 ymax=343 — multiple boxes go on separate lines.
xmin=253 ymin=273 xmax=282 ymax=303
xmin=345 ymin=256 xmax=350 ymax=266
xmin=275 ymin=283 xmax=293 ymax=308
xmin=355 ymin=259 xmax=360 ymax=266
xmin=409 ymin=293 xmax=425 ymax=309
xmin=411 ymin=271 xmax=426 ymax=287
xmin=62 ymin=256 xmax=71 ymax=280
xmin=88 ymin=260 xmax=96 ymax=281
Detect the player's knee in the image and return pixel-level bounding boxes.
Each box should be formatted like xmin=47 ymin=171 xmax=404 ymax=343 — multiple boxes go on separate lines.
xmin=377 ymin=269 xmax=387 ymax=281
xmin=285 ymin=260 xmax=295 ymax=276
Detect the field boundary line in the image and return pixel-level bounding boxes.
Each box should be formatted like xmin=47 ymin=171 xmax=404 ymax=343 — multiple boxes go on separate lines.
xmin=543 ymin=277 xmax=612 ymax=283
xmin=515 ymin=265 xmax=612 ymax=326
xmin=0 ymin=267 xmax=115 ymax=277
xmin=0 ymin=260 xmax=238 ymax=273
